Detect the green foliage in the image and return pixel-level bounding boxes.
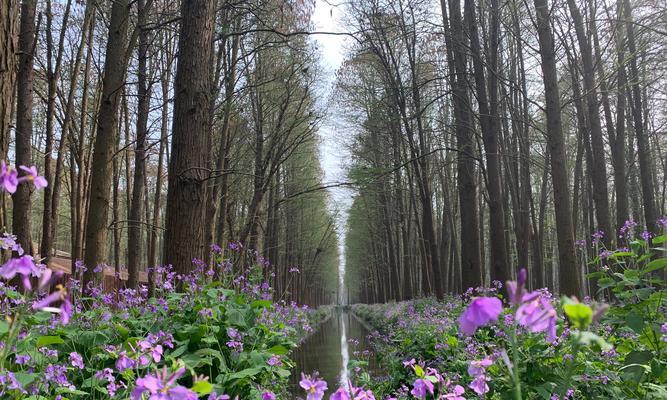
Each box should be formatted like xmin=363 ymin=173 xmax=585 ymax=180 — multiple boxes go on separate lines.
xmin=349 ymin=236 xmax=667 ymax=399
xmin=0 ymin=259 xmax=327 ymax=399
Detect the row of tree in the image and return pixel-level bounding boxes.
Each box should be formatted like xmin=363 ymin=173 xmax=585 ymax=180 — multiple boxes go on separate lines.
xmin=341 ymin=0 xmax=667 ymax=303
xmin=0 ymin=0 xmax=339 ymax=305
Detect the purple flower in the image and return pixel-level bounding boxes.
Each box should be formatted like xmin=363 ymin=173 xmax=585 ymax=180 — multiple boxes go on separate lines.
xmin=468 ymin=358 xmax=492 ymax=377
xmin=115 ymin=351 xmax=136 ymax=372
xmin=262 ymin=391 xmax=276 ymax=400
xmin=15 ymin=354 xmax=31 ymax=365
xmin=267 ymin=355 xmax=282 ymax=366
xmin=18 ymin=165 xmax=47 ymax=189
xmin=131 ymin=367 xmax=197 ymax=400
xmin=32 ymin=284 xmax=73 ymax=324
xmin=640 ymin=231 xmax=652 ymax=241
xmin=516 ymin=292 xmax=557 ymax=342
xmin=208 ymin=394 xmax=231 ymax=400
xmin=410 ymin=378 xmax=434 ymax=399
xmin=69 ymin=352 xmax=84 ymax=369
xmin=458 ymin=297 xmax=503 ymax=335
xmin=299 ymin=373 xmax=327 ymax=400
xmin=331 ymin=387 xmax=350 ymax=400
xmin=0 ymin=161 xmax=19 ymax=193
xmin=3 ymin=371 xmax=26 ymax=393
xmin=591 ymin=230 xmax=605 ymax=244
xmin=45 ymin=364 xmax=73 ymax=389
xmin=469 ymin=374 xmax=490 ymax=395
xmin=599 ymin=249 xmax=614 ymax=259
xmin=0 ymin=256 xmax=40 ymax=290
xmin=443 ymin=385 xmax=465 ymax=400
xmin=657 ymin=217 xmax=667 ymax=230
xmin=506 ymin=268 xmax=527 ymax=306
xmin=352 ymin=387 xmax=375 ymax=399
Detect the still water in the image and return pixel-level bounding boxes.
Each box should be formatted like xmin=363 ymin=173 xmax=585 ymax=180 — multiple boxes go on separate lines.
xmin=289 ymin=309 xmax=377 ymax=397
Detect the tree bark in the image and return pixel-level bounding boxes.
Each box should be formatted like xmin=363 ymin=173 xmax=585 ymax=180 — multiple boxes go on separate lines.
xmin=442 ymin=0 xmax=481 ymax=290
xmin=83 ymin=0 xmax=132 ymax=285
xmin=464 ymin=0 xmax=509 ymax=284
xmin=12 ymin=0 xmax=37 ymax=256
xmin=566 ymin=0 xmax=613 ymax=244
xmin=623 ymin=0 xmax=657 ymax=234
xmin=533 ymin=0 xmax=580 ymax=296
xmin=163 ymin=0 xmax=216 ymax=276
xmin=0 ymin=0 xmax=18 ymax=166
xmin=127 ymin=0 xmax=150 ymax=288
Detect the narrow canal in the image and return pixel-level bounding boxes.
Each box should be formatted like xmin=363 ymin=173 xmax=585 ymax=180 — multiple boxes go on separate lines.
xmin=289 ymin=309 xmax=378 ymax=397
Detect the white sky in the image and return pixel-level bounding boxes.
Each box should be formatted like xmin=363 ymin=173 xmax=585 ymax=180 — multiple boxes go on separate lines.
xmin=312 ymin=0 xmax=353 ymax=301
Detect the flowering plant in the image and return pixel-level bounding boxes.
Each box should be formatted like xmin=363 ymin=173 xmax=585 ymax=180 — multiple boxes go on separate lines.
xmin=0 ymin=176 xmax=325 ymax=399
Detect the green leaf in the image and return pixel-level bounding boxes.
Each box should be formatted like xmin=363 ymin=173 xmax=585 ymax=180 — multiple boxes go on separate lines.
xmin=180 ymin=353 xmax=209 ymax=369
xmin=625 ymin=312 xmax=645 ymax=334
xmin=651 ymin=235 xmax=667 ymax=245
xmin=251 ymin=300 xmax=273 ymax=309
xmin=563 ymin=303 xmax=593 ymax=329
xmin=191 ymin=380 xmax=213 ymax=395
xmin=55 ymin=387 xmax=89 ymax=396
xmin=227 ymin=366 xmax=264 ymax=380
xmin=267 ymin=344 xmax=288 ymax=355
xmin=413 ymin=364 xmax=425 ymax=378
xmin=36 ymin=335 xmax=65 ymax=347
xmin=33 ymin=311 xmax=54 ymax=323
xmin=0 ymin=320 xmax=8 ymax=335
xmin=226 ymin=309 xmax=247 ymax=328
xmin=642 ymin=257 xmax=667 ymax=274
xmin=622 ymin=350 xmax=653 ymax=383
xmin=115 ymin=324 xmax=129 ymax=337
xmin=275 ymin=368 xmax=291 ymax=378
xmin=14 ymin=372 xmax=36 ymax=387
xmin=576 ymin=332 xmax=612 ymax=350
xmin=612 ymin=251 xmax=635 ymax=258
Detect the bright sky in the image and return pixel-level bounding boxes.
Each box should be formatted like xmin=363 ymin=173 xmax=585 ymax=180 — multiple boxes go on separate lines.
xmin=312 ymin=0 xmax=353 ymax=301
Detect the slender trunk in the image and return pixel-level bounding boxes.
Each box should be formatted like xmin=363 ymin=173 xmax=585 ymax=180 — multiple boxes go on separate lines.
xmin=442 ymin=0 xmax=481 ymax=291
xmin=127 ymin=0 xmax=150 ymax=288
xmin=566 ymin=0 xmax=613 ymax=243
xmin=148 ymin=63 xmax=170 ymax=293
xmin=83 ymin=0 xmax=132 ymax=284
xmin=623 ymin=0 xmax=657 ymax=233
xmin=12 ymin=0 xmax=38 ymax=256
xmin=533 ymin=0 xmax=580 ymax=296
xmin=464 ymin=0 xmax=509 ymax=284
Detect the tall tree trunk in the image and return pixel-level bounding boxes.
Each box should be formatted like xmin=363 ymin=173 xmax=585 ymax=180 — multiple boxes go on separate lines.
xmin=163 ymin=0 xmax=215 ymax=275
xmin=72 ymin=13 xmax=96 ymax=269
xmin=148 ymin=49 xmax=171 ymax=293
xmin=0 ymin=0 xmax=18 ymax=164
xmin=623 ymin=0 xmax=657 ymax=234
xmin=83 ymin=0 xmax=132 ymax=285
xmin=566 ymin=0 xmax=613 ymax=244
xmin=12 ymin=0 xmax=37 ymax=255
xmin=533 ymin=0 xmax=580 ymax=296
xmin=40 ymin=0 xmax=72 ymax=261
xmin=43 ymin=0 xmax=90 ymax=263
xmin=464 ymin=0 xmax=509 ymax=284
xmin=441 ymin=0 xmax=481 ymax=291
xmin=127 ymin=0 xmax=150 ymax=288
xmin=611 ymin=0 xmax=629 ymax=233
xmin=591 ymin=5 xmax=628 ymax=234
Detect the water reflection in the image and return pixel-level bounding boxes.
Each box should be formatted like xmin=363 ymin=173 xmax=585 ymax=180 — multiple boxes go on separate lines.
xmin=289 ymin=309 xmax=376 ymax=397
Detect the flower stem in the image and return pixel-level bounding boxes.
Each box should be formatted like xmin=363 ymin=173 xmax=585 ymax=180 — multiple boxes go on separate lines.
xmin=510 ymin=327 xmax=522 ymax=400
